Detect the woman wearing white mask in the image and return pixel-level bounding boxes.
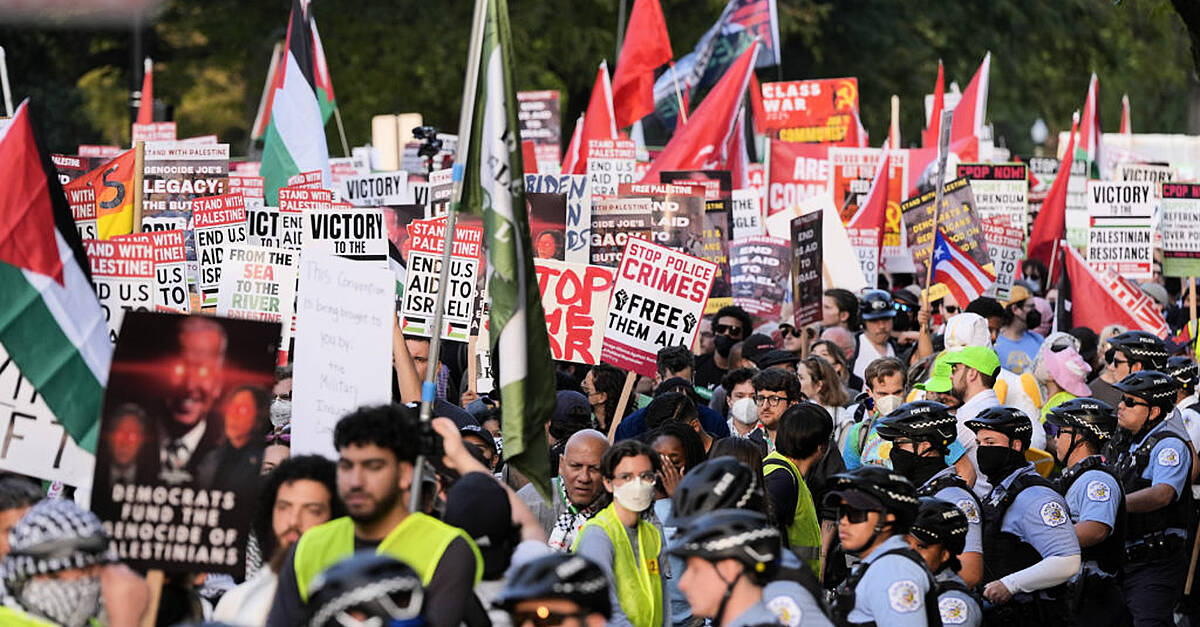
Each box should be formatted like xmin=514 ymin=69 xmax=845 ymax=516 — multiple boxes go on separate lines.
xmin=573 ymin=440 xmax=670 ymax=627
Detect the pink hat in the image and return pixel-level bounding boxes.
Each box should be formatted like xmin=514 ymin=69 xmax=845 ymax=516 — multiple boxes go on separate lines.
xmin=1044 ymin=345 xmax=1092 ymax=397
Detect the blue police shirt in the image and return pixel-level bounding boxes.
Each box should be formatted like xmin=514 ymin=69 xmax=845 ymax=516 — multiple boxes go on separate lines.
xmin=990 ymin=465 xmax=1080 ymax=562
xmin=1129 ymin=414 xmax=1192 ymax=503
xmin=762 ymin=550 xmax=834 ymax=627
xmin=845 ymin=535 xmax=932 ymax=626
xmin=922 ymin=467 xmax=983 ymax=555
xmin=934 ymin=569 xmax=982 ymax=627
xmin=1062 ymin=460 xmax=1121 ymax=575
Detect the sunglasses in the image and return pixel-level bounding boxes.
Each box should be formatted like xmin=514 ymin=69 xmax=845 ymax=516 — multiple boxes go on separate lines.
xmin=512 ymin=608 xmax=587 ymax=627
xmin=943 ymin=305 xmax=960 ymax=314
xmin=779 ymin=326 xmax=803 ymax=338
xmin=836 ymin=504 xmax=876 ymax=524
xmin=265 ymin=431 xmax=291 ymax=445
xmin=714 ymin=323 xmax=744 ymax=338
xmin=1121 ymin=397 xmax=1149 ymax=408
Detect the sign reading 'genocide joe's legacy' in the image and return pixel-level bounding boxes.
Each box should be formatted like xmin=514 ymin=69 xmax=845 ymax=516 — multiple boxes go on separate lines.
xmin=601 ymin=237 xmax=716 ymax=378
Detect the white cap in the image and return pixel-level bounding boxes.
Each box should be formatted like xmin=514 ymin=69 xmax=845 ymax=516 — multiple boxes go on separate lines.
xmin=944 ymin=313 xmax=990 ymax=349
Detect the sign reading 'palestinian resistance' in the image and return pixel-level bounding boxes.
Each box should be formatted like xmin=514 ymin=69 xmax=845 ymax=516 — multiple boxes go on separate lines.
xmin=534 ymin=260 xmax=615 ymax=365
xmin=1086 ymin=181 xmax=1154 ymax=279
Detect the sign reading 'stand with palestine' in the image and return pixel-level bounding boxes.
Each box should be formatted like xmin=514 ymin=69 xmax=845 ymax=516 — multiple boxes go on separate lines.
xmin=400 ymin=217 xmax=482 ymax=341
xmin=193 ymin=194 xmax=248 ymax=307
xmin=587 ymin=139 xmax=637 ymax=198
xmin=601 ymin=237 xmax=716 ymax=378
xmin=980 ymin=218 xmax=1023 ymax=302
xmin=83 ymin=238 xmax=155 ymax=343
xmin=1161 ymin=182 xmax=1200 ymax=277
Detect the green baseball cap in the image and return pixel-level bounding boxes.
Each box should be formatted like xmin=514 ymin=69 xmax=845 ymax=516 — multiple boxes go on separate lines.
xmin=942 ymin=345 xmax=1001 ymax=378
xmin=915 ymin=353 xmax=953 ymax=393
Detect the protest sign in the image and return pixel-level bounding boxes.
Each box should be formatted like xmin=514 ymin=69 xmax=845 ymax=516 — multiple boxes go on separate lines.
xmin=534 ymin=260 xmax=615 ymax=364
xmin=662 ymin=170 xmax=733 ymax=213
xmin=278 ymin=186 xmax=331 ymax=250
xmin=731 ymin=188 xmax=764 ymax=239
xmin=729 ymin=236 xmax=790 ymax=320
xmin=141 ymin=142 xmax=229 ymax=245
xmin=293 ymin=256 xmax=393 ymax=459
xmin=601 ymin=237 xmax=716 ymax=377
xmin=286 ymin=170 xmax=324 ymax=189
xmin=1115 ymin=162 xmax=1175 ymax=184
xmin=525 ymin=173 xmax=592 ymax=263
xmin=217 ymin=245 xmax=298 ymax=363
xmin=302 ymin=206 xmax=388 ymax=265
xmin=956 ymin=163 xmax=1028 ymax=231
xmin=427 ymin=168 xmax=454 ymax=216
xmin=79 ymin=145 xmax=123 ymax=159
xmin=52 ymin=153 xmax=91 ymax=185
xmin=193 ymin=194 xmax=248 ymax=307
xmin=620 ymin=183 xmax=707 ymax=252
xmin=768 ymin=140 xmax=829 ymax=217
xmin=228 ymin=176 xmax=264 ymax=200
xmin=828 ymin=147 xmax=911 ymax=270
xmin=760 ymin=78 xmax=860 ymax=143
xmin=590 ymin=197 xmax=653 ymax=267
xmin=1086 ymin=181 xmax=1154 ymax=279
xmin=329 ymin=158 xmax=359 ymax=188
xmin=246 ymin=205 xmax=286 ymax=249
xmin=131 ymin=122 xmax=177 ymax=143
xmin=528 ymin=193 xmax=569 ymax=261
xmin=587 ymin=139 xmax=637 ymax=197
xmin=902 ymin=177 xmax=990 ymax=279
xmin=657 ymin=175 xmax=735 ymax=312
xmin=91 ymin=312 xmax=278 ymax=577
xmin=230 ymin=161 xmax=261 ymax=176
xmin=1065 ymin=158 xmax=1089 ymax=248
xmin=791 ymin=212 xmax=824 ymax=326
xmin=1161 ymin=182 xmax=1200 ymax=277
xmin=0 ymin=344 xmax=94 ymax=488
xmin=64 ymin=177 xmax=98 ymax=239
xmin=341 ymin=171 xmax=409 ymax=206
xmin=84 ymin=238 xmax=155 ymax=343
xmin=845 ymin=227 xmax=879 ymax=289
xmin=979 ymin=218 xmax=1023 ymax=301
xmin=113 ymin=230 xmax=190 ymax=314
xmin=400 ymin=217 xmax=482 ymax=341
xmin=518 ymin=90 xmax=562 ymax=173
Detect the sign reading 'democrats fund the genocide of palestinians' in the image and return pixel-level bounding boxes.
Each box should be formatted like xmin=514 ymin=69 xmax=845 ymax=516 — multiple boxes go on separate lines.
xmin=534 ymin=260 xmax=615 ymax=365
xmin=601 ymin=237 xmax=716 ymax=377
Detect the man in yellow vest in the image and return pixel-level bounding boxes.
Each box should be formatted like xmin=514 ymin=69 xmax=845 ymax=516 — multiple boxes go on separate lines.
xmin=266 ymin=404 xmax=482 ymax=627
xmin=763 ymin=402 xmax=827 ymax=575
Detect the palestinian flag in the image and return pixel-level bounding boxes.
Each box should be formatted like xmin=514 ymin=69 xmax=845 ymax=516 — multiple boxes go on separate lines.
xmin=311 ymin=17 xmax=336 ymax=123
xmin=457 ymin=0 xmax=556 ymax=498
xmin=261 ymin=0 xmax=330 ymax=205
xmin=0 ymin=100 xmax=111 ymax=454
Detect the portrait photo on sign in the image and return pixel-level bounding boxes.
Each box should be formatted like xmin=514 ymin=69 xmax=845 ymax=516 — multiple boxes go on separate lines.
xmin=528 ymin=192 xmax=568 ymax=261
xmin=91 ymin=312 xmax=280 ymax=576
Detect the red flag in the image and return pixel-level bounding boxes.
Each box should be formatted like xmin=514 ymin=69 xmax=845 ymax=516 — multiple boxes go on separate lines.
xmin=1078 ymin=73 xmax=1101 ymax=167
xmin=843 ymin=107 xmax=869 ymax=148
xmin=561 ymin=113 xmax=585 ymax=175
xmin=567 ymin=62 xmax=618 ymax=175
xmin=1121 ymin=94 xmax=1131 ymax=135
xmin=950 ymin=52 xmax=990 ymax=144
xmin=1062 ymin=244 xmax=1168 ymax=338
xmin=642 ymin=41 xmax=759 ymax=181
xmin=136 ymin=57 xmax=153 ymax=124
xmin=1028 ymin=115 xmax=1078 ymax=281
xmin=727 ymin=106 xmax=750 ymax=190
xmin=611 ymin=0 xmax=672 ymax=129
xmin=846 ymin=144 xmax=890 ymax=257
xmin=749 ymin=73 xmax=767 ymax=135
xmin=0 ymin=102 xmax=69 ymax=284
xmin=921 ymin=60 xmax=944 ymax=148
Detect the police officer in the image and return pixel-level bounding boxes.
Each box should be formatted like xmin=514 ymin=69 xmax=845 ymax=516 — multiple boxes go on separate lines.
xmin=1044 ymin=398 xmax=1126 ymax=626
xmin=852 ymin=290 xmax=902 ymax=382
xmin=1165 ymin=356 xmax=1200 ymax=467
xmin=876 ymin=400 xmax=984 ymax=587
xmin=494 ymin=553 xmax=612 ymax=627
xmin=305 ymin=553 xmax=425 ymax=627
xmin=823 ymin=466 xmax=939 ymax=626
xmin=906 ymin=497 xmax=984 ymax=627
xmin=964 ymin=406 xmax=1080 ymax=623
xmin=670 ymin=509 xmax=787 ymax=627
xmin=1094 ymin=331 xmax=1170 ymax=406
xmin=1107 ymin=370 xmax=1195 ymax=626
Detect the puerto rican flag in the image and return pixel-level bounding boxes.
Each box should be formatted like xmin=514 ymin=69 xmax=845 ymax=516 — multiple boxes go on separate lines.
xmin=931 ymin=229 xmax=994 ymax=306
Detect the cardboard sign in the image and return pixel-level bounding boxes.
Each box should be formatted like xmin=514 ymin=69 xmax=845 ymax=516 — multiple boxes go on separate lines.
xmin=901 ymin=177 xmax=990 ymax=280
xmin=587 ymin=139 xmax=637 ymax=197
xmin=731 ymin=188 xmax=764 ymax=239
xmin=1115 ymin=162 xmax=1175 ymax=184
xmin=0 ymin=343 xmax=95 ymax=487
xmin=729 ymin=236 xmax=790 ymax=320
xmin=342 ymin=171 xmax=409 ymax=206
xmin=329 ymin=158 xmax=359 ymax=188
xmin=193 ymin=194 xmax=249 ymax=307
xmin=91 ymin=312 xmax=279 ymax=577
xmin=620 ymin=183 xmax=707 ymax=252
xmin=590 ymin=198 xmax=653 ymax=267
xmin=768 ymin=140 xmax=829 ymax=217
xmin=113 ymin=230 xmax=191 ymax=314
xmin=141 ymin=142 xmax=230 ymax=262
xmin=303 ymin=207 xmax=388 ymax=265
xmin=518 ymin=90 xmax=562 ymax=174
xmin=293 ymin=256 xmax=393 ymax=459
xmin=980 ymin=219 xmax=1023 ymax=301
xmin=1065 ymin=158 xmax=1090 ymax=248
xmin=52 ymin=153 xmax=91 ymax=185
xmin=400 ymin=217 xmax=483 ymax=341
xmin=1161 ymin=182 xmax=1200 ymax=277
xmin=279 ymin=186 xmax=331 ymax=251
xmin=534 ymin=260 xmax=615 ymax=364
xmin=845 ymin=227 xmax=879 ymax=290
xmin=791 ymin=212 xmax=824 ymax=326
xmin=427 ymin=169 xmax=454 ymax=216
xmin=525 ymin=174 xmax=592 ymax=263
xmin=64 ymin=178 xmax=98 ymax=239
xmin=84 ymin=239 xmax=156 ymax=343
xmin=761 ymin=78 xmax=859 ymax=141
xmin=131 ymin=122 xmax=177 ymax=143
xmin=956 ymin=163 xmax=1028 ymax=231
xmin=600 ymin=237 xmax=716 ymax=377
xmin=1086 ymin=181 xmax=1154 ymax=279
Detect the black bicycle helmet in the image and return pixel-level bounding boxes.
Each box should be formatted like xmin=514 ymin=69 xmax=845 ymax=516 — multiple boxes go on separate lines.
xmin=306 ymin=553 xmax=423 ymax=627
xmin=1044 ymin=398 xmax=1117 ymax=445
xmin=1166 ymin=356 xmax=1198 ymax=394
xmin=1113 ymin=370 xmax=1179 ymax=411
xmin=860 ymin=289 xmax=897 ymax=321
xmin=670 ymin=458 xmax=762 ymax=525
xmin=875 ymin=401 xmax=957 ymax=451
xmin=668 ymin=509 xmax=781 ymax=574
xmin=908 ymin=497 xmax=969 ymax=558
xmin=823 ymin=466 xmax=919 ymax=529
xmin=1106 ymin=330 xmax=1169 ymax=371
xmin=493 ymin=554 xmax=611 ymax=619
xmin=964 ymin=406 xmax=1033 ymax=448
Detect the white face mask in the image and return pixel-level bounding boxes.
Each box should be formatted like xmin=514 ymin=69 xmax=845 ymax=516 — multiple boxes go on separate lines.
xmin=730 ymin=397 xmax=759 ymax=425
xmin=873 ymin=394 xmax=904 ymax=417
xmin=612 ymin=478 xmax=656 ymax=512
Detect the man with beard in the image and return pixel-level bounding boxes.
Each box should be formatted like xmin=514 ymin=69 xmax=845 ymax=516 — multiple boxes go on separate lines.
xmin=518 ymin=429 xmax=610 ymax=551
xmin=215 ymin=455 xmax=343 ymax=625
xmin=155 ymin=316 xmax=228 ymax=485
xmin=267 ymin=404 xmax=482 ymax=627
xmin=944 ymin=345 xmax=1002 ymax=497
xmin=694 ymin=306 xmax=752 ymax=389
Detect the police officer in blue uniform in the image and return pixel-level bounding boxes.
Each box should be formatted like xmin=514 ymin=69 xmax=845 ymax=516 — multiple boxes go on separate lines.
xmin=876 ymin=400 xmax=984 ymax=587
xmin=823 ymin=466 xmax=939 ymax=626
xmin=964 ymin=406 xmax=1081 ymax=624
xmin=1044 ymin=398 xmax=1126 ymax=626
xmin=906 ymin=497 xmax=983 ymax=627
xmin=1107 ymin=370 xmax=1196 ymax=626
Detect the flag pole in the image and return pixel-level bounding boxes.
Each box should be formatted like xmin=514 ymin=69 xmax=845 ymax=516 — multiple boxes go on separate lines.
xmin=0 ymin=46 xmax=12 ymax=117
xmin=132 ymin=140 xmax=145 ymax=233
xmin=409 ymin=0 xmax=487 ymax=514
xmin=921 ymin=109 xmax=954 ymax=324
xmin=670 ymin=62 xmax=688 ymax=125
xmin=332 ymin=104 xmax=351 ymax=157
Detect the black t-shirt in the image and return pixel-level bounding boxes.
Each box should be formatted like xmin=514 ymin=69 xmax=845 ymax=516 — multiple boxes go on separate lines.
xmin=694 ymin=353 xmax=727 ymax=389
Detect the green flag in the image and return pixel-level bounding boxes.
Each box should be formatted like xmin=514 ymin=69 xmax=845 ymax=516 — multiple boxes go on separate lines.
xmin=455 ymin=0 xmax=556 ymax=498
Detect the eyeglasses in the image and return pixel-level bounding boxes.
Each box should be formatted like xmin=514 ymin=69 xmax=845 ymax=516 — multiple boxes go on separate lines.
xmin=614 ymin=471 xmax=657 ymax=483
xmin=1121 ymin=397 xmax=1149 ymax=408
xmin=714 ymin=323 xmax=744 ymax=339
xmin=1111 ymin=358 xmax=1130 ymax=367
xmin=754 ymin=395 xmax=789 ymax=407
xmin=836 ymin=504 xmax=875 ymax=524
xmin=512 ymin=607 xmax=588 ymax=627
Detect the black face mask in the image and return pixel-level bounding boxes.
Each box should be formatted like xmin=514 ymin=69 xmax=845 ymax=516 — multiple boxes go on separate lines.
xmin=714 ymin=334 xmax=735 ymax=358
xmin=889 ymin=447 xmax=947 ymax=486
xmin=1024 ymin=308 xmax=1042 ymax=331
xmin=976 ymin=445 xmax=1027 ymax=485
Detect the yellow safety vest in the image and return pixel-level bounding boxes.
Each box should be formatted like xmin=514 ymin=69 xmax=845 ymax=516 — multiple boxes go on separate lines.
xmin=0 ymin=606 xmax=77 ymax=626
xmin=763 ymin=451 xmax=822 ymax=574
xmin=572 ymin=504 xmax=663 ymax=627
xmin=293 ymin=512 xmax=482 ymax=601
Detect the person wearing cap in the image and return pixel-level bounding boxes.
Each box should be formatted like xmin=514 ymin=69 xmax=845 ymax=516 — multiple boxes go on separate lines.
xmin=1108 ymin=370 xmax=1196 ymax=625
xmin=941 ymin=313 xmax=1041 ymax=437
xmin=1165 ymin=356 xmax=1200 ymax=486
xmin=906 ymin=498 xmax=983 ymax=627
xmin=944 ymin=345 xmax=1011 ymax=497
xmin=1092 ymin=330 xmax=1170 ymax=408
xmin=753 ymin=349 xmax=801 ymax=372
xmin=852 ymin=290 xmax=903 ymax=382
xmin=824 ymin=466 xmax=940 ymax=626
xmin=1043 ymin=398 xmax=1126 ymax=626
xmin=518 ymin=429 xmax=609 ymax=552
xmin=876 ymin=401 xmax=983 ymax=587
xmin=1033 ymin=337 xmax=1093 ymax=421
xmin=670 ymin=510 xmax=788 ymax=627
xmin=304 ymin=553 xmax=425 ymax=627
xmin=494 ymin=554 xmax=612 ymax=627
xmin=964 ymin=407 xmax=1080 ymax=622
xmin=994 ymin=284 xmax=1044 ymax=375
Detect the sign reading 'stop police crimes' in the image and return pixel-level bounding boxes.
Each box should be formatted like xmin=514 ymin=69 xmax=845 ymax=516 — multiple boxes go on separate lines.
xmin=91 ymin=313 xmax=279 ymax=578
